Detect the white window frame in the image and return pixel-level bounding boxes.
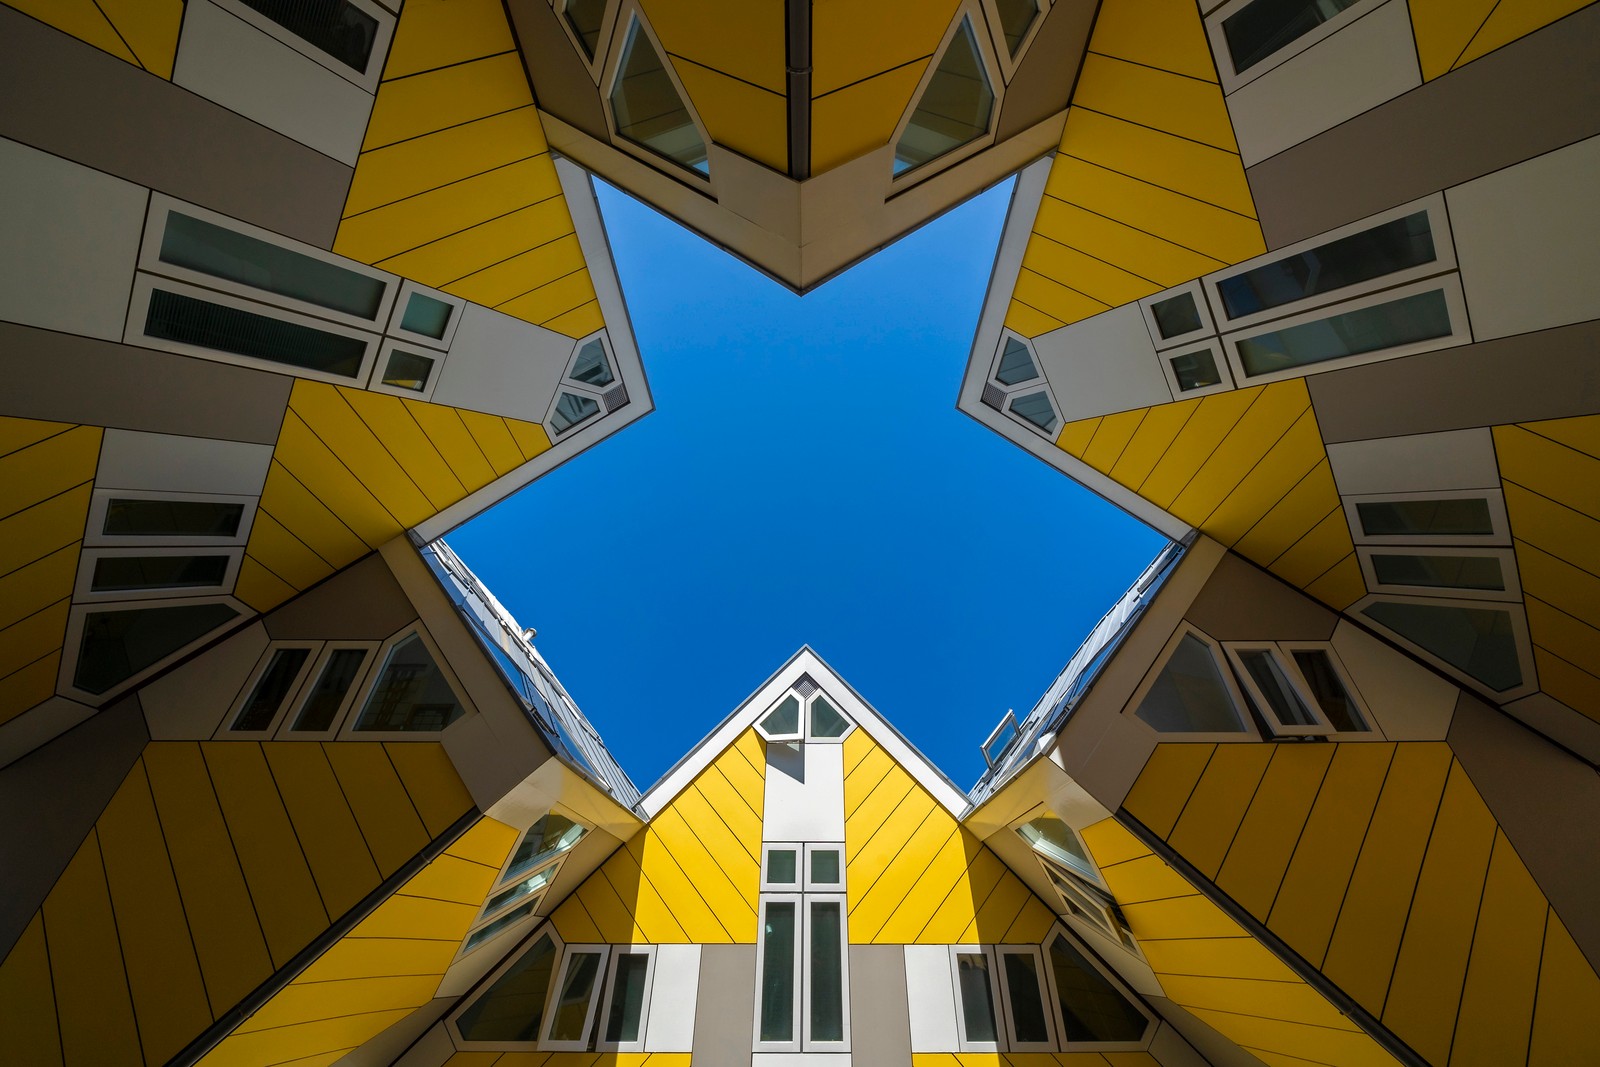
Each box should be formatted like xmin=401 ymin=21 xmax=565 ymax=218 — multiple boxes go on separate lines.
xmin=600 ymin=3 xmax=715 ymax=185
xmin=981 ymin=0 xmax=1053 ymax=79
xmin=367 ymin=337 xmax=447 ymax=403
xmin=1040 ymin=924 xmax=1155 ymax=1051
xmin=981 ymin=709 xmax=1018 ymax=768
xmin=541 ymin=943 xmax=613 ymax=1050
xmin=1225 ymin=642 xmax=1350 ymax=737
xmin=207 ymin=0 xmax=397 ymax=92
xmin=1204 ymin=0 xmax=1388 ymax=93
xmin=384 ymin=279 xmax=465 ymax=351
xmin=803 ymin=843 xmax=846 ymax=891
xmin=552 ymin=0 xmax=620 ymax=81
xmin=949 ymin=945 xmax=1004 ymax=1053
xmin=1159 ymin=340 xmax=1236 ymax=399
xmin=458 ymin=888 xmax=547 ymax=958
xmin=761 ymin=844 xmax=804 ymax=891
xmin=1357 ymin=544 xmax=1522 ymax=602
xmin=801 ymin=892 xmax=852 ymax=1053
xmin=596 ymin=943 xmax=657 ymax=1052
xmin=126 ymin=274 xmax=384 ymax=388
xmin=60 ymin=594 xmax=246 ymax=705
xmin=755 ymin=694 xmax=805 ymax=744
xmin=1203 ymin=194 xmax=1456 ymax=334
xmin=754 ymin=892 xmax=804 ymax=1053
xmin=336 ymin=624 xmax=476 ymax=741
xmin=888 ymin=1 xmax=1005 ymax=190
xmin=85 ymin=488 xmax=258 ymax=549
xmin=274 ymin=640 xmax=380 ymax=738
xmin=448 ymin=925 xmax=567 ymax=1050
xmin=1342 ymin=487 xmax=1513 ymax=547
xmin=1353 ymin=593 xmax=1539 ymax=701
xmin=983 ymin=330 xmax=1064 ymax=441
xmin=1139 ymin=280 xmax=1218 ymax=351
xmin=1276 ymin=641 xmax=1376 ymax=736
xmin=1220 ymin=273 xmax=1472 ymax=387
xmin=74 ymin=545 xmax=243 ymax=603
xmin=805 ymin=690 xmax=857 ymax=742
xmin=219 ymin=640 xmax=321 ymax=737
xmin=1036 ymin=854 xmax=1138 ymax=953
xmin=995 ymin=944 xmax=1059 ymax=1052
xmin=1124 ymin=623 xmax=1258 ymax=741
xmin=139 ymin=194 xmax=398 ymax=332
xmin=1013 ymin=811 xmax=1104 ymax=888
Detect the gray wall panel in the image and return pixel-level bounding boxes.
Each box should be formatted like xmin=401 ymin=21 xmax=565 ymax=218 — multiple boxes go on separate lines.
xmin=1246 ymin=3 xmax=1600 ymax=248
xmin=0 ymin=5 xmax=351 ymax=248
xmin=0 ymin=321 xmax=293 ymax=443
xmin=508 ymin=0 xmax=610 ymax=143
xmin=849 ymin=944 xmax=913 ymax=1067
xmin=1185 ymin=552 xmax=1338 ymax=642
xmin=693 ymin=944 xmax=756 ymax=1066
xmin=265 ymin=554 xmax=418 ymax=641
xmin=994 ymin=0 xmax=1094 ymax=143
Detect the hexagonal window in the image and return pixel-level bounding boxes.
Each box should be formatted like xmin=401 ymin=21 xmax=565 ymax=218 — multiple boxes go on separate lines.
xmin=994 ymin=336 xmax=1038 ymax=386
xmin=757 ymin=694 xmax=802 ymax=741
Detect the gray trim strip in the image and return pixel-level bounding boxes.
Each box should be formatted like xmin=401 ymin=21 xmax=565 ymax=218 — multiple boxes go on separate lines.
xmin=786 ymin=0 xmax=812 ymax=179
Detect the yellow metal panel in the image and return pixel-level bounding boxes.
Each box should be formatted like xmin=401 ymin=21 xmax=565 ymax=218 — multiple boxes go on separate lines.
xmin=4 ymin=0 xmax=137 ymax=65
xmin=203 ymin=743 xmax=330 ymax=966
xmin=353 ymin=893 xmax=478 ymax=940
xmin=363 ymin=52 xmax=533 ymax=150
xmin=1045 ymin=156 xmax=1265 ymax=267
xmin=1123 ymin=744 xmax=1215 ymax=839
xmin=1032 ymin=197 xmax=1225 ymax=289
xmin=383 ymin=742 xmax=473 ymax=838
xmin=1060 ymin=109 xmax=1256 ymax=218
xmin=1022 ymin=236 xmax=1161 ymax=309
xmin=1004 ymin=300 xmax=1068 ymax=339
xmin=1519 ymin=412 xmax=1600 ymax=459
xmin=246 ymin=511 xmax=336 ymax=591
xmin=1530 ymin=912 xmax=1600 ymax=1065
xmin=340 ymin=390 xmax=470 ymax=512
xmin=1456 ymin=0 xmax=1595 ymax=68
xmin=293 ymin=384 xmax=435 ymax=527
xmin=714 ymin=743 xmax=766 ymax=815
xmin=493 ymin=271 xmax=601 ymax=329
xmin=1267 ymin=507 xmax=1355 ymax=588
xmin=1232 ymin=460 xmax=1340 ymax=567
xmin=257 ymin=461 xmax=369 ymax=570
xmin=572 ymin=863 xmax=639 ymax=942
xmin=0 ymin=482 xmax=92 ymax=580
xmin=1108 ymin=401 xmax=1199 ymax=490
xmin=1170 ymin=381 xmax=1309 ymax=526
xmin=444 ymin=234 xmax=589 ymax=310
xmin=1157 ymin=975 xmax=1355 ymax=1030
xmin=0 ymin=598 xmax=69 ymax=680
xmin=375 ymin=197 xmax=576 ymax=291
xmin=1002 ymin=893 xmax=1056 ymax=943
xmin=97 ymin=761 xmax=213 ymax=1064
xmin=456 ymin=409 xmax=527 ymax=477
xmin=446 ymin=816 xmax=519 ymax=868
xmin=648 ymin=807 xmax=758 ymax=939
xmin=1072 ymin=53 xmax=1238 ymax=152
xmin=1515 ymin=541 xmax=1600 ymax=637
xmin=234 ymin=558 xmax=297 ymax=613
xmin=607 ymin=847 xmax=692 ymax=943
xmin=323 ymin=743 xmax=432 ymax=877
xmin=236 ymin=973 xmax=442 ymax=1034
xmin=1082 ymin=409 xmax=1148 ymax=475
xmin=920 ymin=847 xmax=1007 ymax=944
xmin=1200 ymin=406 xmax=1326 ymax=548
xmin=1495 ymin=424 xmax=1600 ymax=521
xmin=1525 ymin=596 xmax=1600 ymax=672
xmin=1532 ymin=648 xmax=1600 ymax=723
xmin=1303 ymin=554 xmax=1366 ymax=612
xmin=0 ymin=424 xmax=101 ymax=521
xmin=1168 ymin=744 xmax=1274 ymax=879
xmin=963 ymin=862 xmax=1031 ymax=942
xmin=1121 ymin=895 xmax=1245 ymax=941
xmin=628 ymin=830 xmax=731 ymax=943
xmin=1085 ymin=0 xmax=1221 ymax=82
xmin=1407 ymin=0 xmax=1500 ymax=79
xmin=1321 ymin=744 xmax=1453 ymax=1010
xmin=849 ymin=786 xmax=939 ymax=904
xmin=1185 ymin=1009 xmax=1395 ymax=1066
xmin=850 ymin=815 xmax=961 ymax=942
xmin=541 ymin=300 xmax=606 ymax=339
xmin=669 ymin=784 xmax=762 ymax=889
xmin=842 ymin=725 xmax=873 ymax=775
xmin=0 ymin=417 xmax=73 ymax=458
xmin=507 ymin=418 xmax=553 ymax=462
xmin=401 ymin=853 xmax=497 ymax=906
xmin=199 ymin=1008 xmax=415 ymax=1067
xmin=551 ymin=890 xmax=606 ymax=944
xmin=263 ymin=743 xmax=384 ymax=920
xmin=0 ymin=544 xmax=77 ymax=632
xmin=1449 ymin=832 xmax=1547 ymax=1067
xmin=94 ymin=0 xmax=183 ymax=78
xmin=381 ymin=0 xmax=516 ymax=81
xmin=871 ymin=826 xmax=973 ymax=944
xmin=1013 ymin=268 xmax=1112 ymax=330
xmin=295 ymin=937 xmax=459 ymax=983
xmin=673 ymin=62 xmax=788 ymax=172
xmin=1501 ymin=482 xmax=1600 ymax=577
xmin=0 ymin=914 xmax=62 ymax=1067
xmin=1140 ymin=935 xmax=1298 ymax=982
xmin=845 ymin=772 xmax=923 ymax=872
xmin=1054 ymin=416 xmax=1102 ymax=460
xmin=274 ymin=411 xmax=401 ymax=549
xmin=43 ymin=831 xmax=142 ymax=1066
xmin=0 ymin=652 xmax=57 ymax=727
xmin=811 ymin=63 xmax=929 ymax=173
xmin=644 ymin=0 xmax=787 ymax=93
xmin=1098 ymin=854 xmax=1192 ymax=905
xmin=1215 ymin=745 xmax=1334 ymax=922
xmin=1267 ymin=743 xmax=1394 ymax=966
xmin=811 ymin=0 xmax=956 ymax=96
xmin=1138 ymin=389 xmax=1261 ymax=508
xmin=405 ymin=401 xmax=499 ymax=493
xmin=1380 ymin=763 xmax=1496 ymax=1064
xmin=694 ymin=761 xmax=764 ymax=860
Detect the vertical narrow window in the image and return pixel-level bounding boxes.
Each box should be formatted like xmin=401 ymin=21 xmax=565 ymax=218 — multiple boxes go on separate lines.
xmin=233 ymin=647 xmax=310 ymax=731
xmin=955 ymin=951 xmax=999 ymax=1045
xmin=809 ymin=899 xmax=845 ymax=1043
xmin=999 ymin=949 xmax=1052 ymax=1048
xmin=1134 ymin=631 xmax=1249 ymax=734
xmin=759 ymin=900 xmax=798 ymax=1043
xmin=545 ymin=948 xmax=607 ymax=1046
xmin=1234 ymin=648 xmax=1319 ymax=730
xmin=609 ymin=18 xmax=709 ymax=175
xmin=894 ymin=18 xmax=994 ymax=175
xmin=1290 ymin=649 xmax=1367 ymax=731
xmin=603 ymin=951 xmax=652 ymax=1045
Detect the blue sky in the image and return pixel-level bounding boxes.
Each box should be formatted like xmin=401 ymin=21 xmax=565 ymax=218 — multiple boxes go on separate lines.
xmin=449 ymin=179 xmax=1166 ymax=791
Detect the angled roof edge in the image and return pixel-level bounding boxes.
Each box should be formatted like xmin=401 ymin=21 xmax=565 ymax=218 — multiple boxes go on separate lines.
xmin=640 ymin=645 xmax=970 ymax=819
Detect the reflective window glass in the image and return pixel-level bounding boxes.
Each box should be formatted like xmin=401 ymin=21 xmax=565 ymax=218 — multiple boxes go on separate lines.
xmin=234 ymin=647 xmax=311 ymax=731
xmin=145 ymin=289 xmax=368 ymax=379
xmin=1291 ymin=650 xmax=1366 ymax=731
xmin=290 ymin=647 xmax=368 ymax=731
xmin=995 ymin=0 xmax=1041 ymax=56
xmin=239 ymin=0 xmax=380 ymax=72
xmin=352 ymin=633 xmax=464 ymax=732
xmin=399 ymin=292 xmax=453 ymax=338
xmin=1016 ymin=817 xmax=1092 ymax=874
xmin=1149 ymin=292 xmax=1202 ymax=338
xmin=760 ymin=901 xmax=797 ymax=1041
xmin=1237 ymin=649 xmax=1318 ymax=727
xmin=1135 ymin=634 xmax=1247 ymax=733
xmin=810 ymin=849 xmax=841 ymax=885
xmin=894 ymin=19 xmax=994 ymax=175
xmin=1047 ymin=933 xmax=1147 ymax=1042
xmin=564 ymin=0 xmax=608 ymax=58
xmin=610 ymin=20 xmax=709 ymax=174
xmin=76 ymin=602 xmax=240 ymax=696
xmin=550 ymin=392 xmax=601 ymax=434
xmin=90 ymin=554 xmax=229 ymax=593
xmin=1371 ymin=552 xmax=1505 ymax=590
xmin=505 ymin=814 xmax=587 ymax=882
xmin=1221 ymin=0 xmax=1361 ymax=74
xmin=380 ymin=349 xmax=434 ymax=392
xmin=605 ymin=952 xmax=651 ymax=1043
xmin=767 ymin=848 xmax=798 ymax=885
xmin=956 ymin=952 xmax=998 ymax=1042
xmin=463 ymin=898 xmax=540 ymax=953
xmin=1170 ymin=348 xmax=1222 ymax=392
xmin=1002 ymin=952 xmax=1050 ymax=1044
xmin=1008 ymin=391 xmax=1058 ymax=433
xmin=810 ymin=695 xmax=850 ymax=737
xmin=457 ymin=934 xmax=558 ymax=1040
xmin=486 ymin=865 xmax=558 ymax=916
xmin=104 ymin=498 xmax=245 ymax=539
xmin=995 ymin=336 xmax=1039 ymax=385
xmin=571 ymin=339 xmax=615 ymax=386
xmin=1356 ymin=497 xmax=1494 ymax=538
xmin=549 ymin=950 xmax=604 ymax=1041
xmin=1236 ymin=289 xmax=1452 ymax=378
xmin=760 ymin=694 xmax=801 ymax=737
xmin=809 ymin=900 xmax=845 ymax=1041
xmin=1362 ymin=601 xmax=1523 ymax=691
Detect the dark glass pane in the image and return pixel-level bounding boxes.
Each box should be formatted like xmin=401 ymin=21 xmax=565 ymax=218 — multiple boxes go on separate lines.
xmin=104 ymin=498 xmax=243 ymax=538
xmin=810 ymin=901 xmax=844 ymax=1041
xmin=381 ymin=350 xmax=434 ymax=392
xmin=462 ymin=898 xmax=540 ymax=952
xmin=1356 ymin=497 xmax=1494 ymax=537
xmin=767 ymin=848 xmax=798 ymax=885
xmin=1291 ymin=650 xmax=1366 ymax=731
xmin=485 ymin=866 xmax=556 ymax=915
xmin=810 ymin=849 xmax=841 ymax=885
xmin=760 ymin=694 xmax=801 ymax=736
xmin=549 ymin=951 xmax=603 ymax=1040
xmin=353 ymin=634 xmax=464 ymax=732
xmin=1009 ymin=391 xmax=1058 ymax=433
xmin=610 ymin=20 xmax=709 ymax=174
xmin=571 ymin=338 xmax=615 ymax=386
xmin=456 ymin=934 xmax=558 ymax=1040
xmin=1048 ymin=934 xmax=1147 ymax=1042
xmin=995 ymin=337 xmax=1038 ymax=385
xmin=1135 ymin=634 xmax=1246 ymax=733
xmin=894 ymin=19 xmax=994 ymax=175
xmin=399 ymin=292 xmax=453 ymax=338
xmin=1222 ymin=0 xmax=1361 ymax=74
xmin=76 ymin=603 xmax=239 ymax=695
xmin=239 ymin=0 xmax=380 ymax=72
xmin=1217 ymin=212 xmax=1436 ymax=319
xmin=605 ymin=953 xmax=651 ymax=1042
xmin=1362 ymin=601 xmax=1523 ymax=692
xmin=290 ymin=647 xmax=368 ymax=731
xmin=1371 ymin=552 xmax=1505 ymax=590
xmin=91 ymin=554 xmax=229 ymax=592
xmin=550 ymin=391 xmax=600 ymax=434
xmin=1237 ymin=289 xmax=1452 ymax=378
xmin=810 ymin=695 xmax=850 ymax=737
xmin=995 ymin=0 xmax=1041 ymax=55
xmin=234 ymin=647 xmax=311 ymax=731
xmin=146 ymin=289 xmax=367 ymax=379
xmin=1238 ymin=649 xmax=1317 ymax=727
xmin=760 ymin=902 xmax=796 ymax=1041
xmin=956 ymin=953 xmax=997 ymax=1042
xmin=1150 ymin=292 xmax=1202 ymax=338
xmin=161 ymin=212 xmax=386 ymax=318
xmin=505 ymin=814 xmax=587 ymax=881
xmin=1003 ymin=952 xmax=1050 ymax=1043
xmin=1170 ymin=348 xmax=1222 ymax=391
xmin=564 ymin=0 xmax=608 ymax=58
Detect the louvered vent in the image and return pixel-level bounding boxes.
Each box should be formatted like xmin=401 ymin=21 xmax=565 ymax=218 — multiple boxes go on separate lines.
xmin=603 ymin=384 xmax=630 ymax=412
xmin=795 ymin=675 xmax=819 ymax=698
xmin=981 ymin=382 xmax=1005 ymax=410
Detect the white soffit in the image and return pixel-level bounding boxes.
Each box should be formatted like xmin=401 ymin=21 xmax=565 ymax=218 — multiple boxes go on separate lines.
xmin=1326 ymin=427 xmax=1500 ymax=496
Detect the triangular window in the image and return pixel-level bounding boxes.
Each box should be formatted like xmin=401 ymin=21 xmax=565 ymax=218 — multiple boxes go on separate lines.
xmin=1045 ymin=933 xmax=1149 ymax=1043
xmin=894 ymin=18 xmax=995 ymax=176
xmin=994 ymin=0 xmax=1041 ymax=58
xmin=1134 ymin=632 xmax=1248 ymax=734
xmin=995 ymin=336 xmax=1038 ymax=385
xmin=352 ymin=632 xmax=465 ymax=732
xmin=456 ymin=933 xmax=560 ymax=1042
xmin=757 ymin=693 xmax=802 ymax=741
xmin=609 ymin=18 xmax=709 ymax=175
xmin=562 ymin=0 xmax=607 ymax=60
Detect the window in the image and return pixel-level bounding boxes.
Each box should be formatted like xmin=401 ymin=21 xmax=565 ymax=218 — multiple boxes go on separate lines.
xmin=598 ymin=947 xmax=655 ymax=1051
xmin=1016 ymin=816 xmax=1097 ymax=882
xmin=805 ymin=844 xmax=844 ymax=890
xmin=756 ymin=895 xmax=800 ymax=1049
xmin=1232 ymin=285 xmax=1456 ymax=379
xmin=1140 ymin=282 xmax=1215 ymax=349
xmin=894 ymin=16 xmax=995 ymax=176
xmin=1358 ymin=546 xmax=1520 ymax=601
xmin=805 ymin=896 xmax=849 ymax=1047
xmin=386 ymin=282 xmax=465 ymax=349
xmin=288 ymin=646 xmax=371 ymax=732
xmin=983 ymin=332 xmax=1063 ymax=439
xmin=546 ymin=334 xmax=626 ymax=437
xmin=609 ymin=16 xmax=709 ymax=175
xmin=1166 ymin=346 xmax=1231 ymax=395
xmin=1043 ymin=930 xmax=1150 ymax=1046
xmin=981 ymin=710 xmax=1018 ymax=767
xmin=755 ymin=685 xmax=856 ymax=743
xmin=77 ymin=547 xmax=241 ymax=602
xmin=505 ymin=814 xmax=588 ymax=881
xmin=1360 ymin=598 xmax=1529 ymax=694
xmin=215 ymin=0 xmax=395 ymax=88
xmin=96 ymin=496 xmax=246 ymax=541
xmin=464 ymin=900 xmax=542 ymax=954
xmin=1346 ymin=491 xmax=1510 ymax=546
xmin=1218 ymin=0 xmax=1364 ymax=76
xmin=1037 ymin=856 xmax=1137 ymax=950
xmin=72 ymin=600 xmax=241 ymax=697
xmin=232 ymin=646 xmax=313 ymax=732
xmin=455 ymin=932 xmax=561 ymax=1042
xmin=543 ymin=945 xmax=611 ymax=1049
xmin=756 ymin=879 xmax=849 ymax=1050
xmin=570 ymin=338 xmax=615 ymax=386
xmin=995 ymin=336 xmax=1039 ymax=385
xmin=762 ymin=845 xmax=800 ymax=889
xmin=1287 ymin=647 xmax=1368 ymax=732
xmin=952 ymin=936 xmax=1150 ymax=1053
xmin=1008 ymin=391 xmax=1059 ymax=435
xmin=1131 ymin=627 xmax=1250 ymax=735
xmin=997 ymin=946 xmax=1057 ymax=1051
xmin=951 ymin=948 xmax=1002 ymax=1051
xmin=351 ymin=631 xmax=466 ymax=733
xmin=399 ymin=293 xmax=453 ymax=340
xmin=563 ymin=0 xmax=609 ymax=60
xmin=461 ymin=814 xmax=586 ymax=958
xmin=992 ymin=0 xmax=1042 ymax=58
xmin=376 ymin=347 xmax=435 ymax=393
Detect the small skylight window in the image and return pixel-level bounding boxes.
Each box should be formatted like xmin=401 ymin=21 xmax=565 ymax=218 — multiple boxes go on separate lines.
xmin=894 ymin=18 xmax=994 ymax=176
xmin=610 ymin=18 xmax=709 ymax=175
xmin=757 ymin=694 xmax=803 ymax=742
xmin=1008 ymin=391 xmax=1058 ymax=434
xmin=550 ymin=392 xmax=600 ymax=434
xmin=995 ymin=337 xmax=1039 ymax=385
xmin=994 ymin=0 xmax=1041 ymax=57
xmin=571 ymin=339 xmax=615 ymax=386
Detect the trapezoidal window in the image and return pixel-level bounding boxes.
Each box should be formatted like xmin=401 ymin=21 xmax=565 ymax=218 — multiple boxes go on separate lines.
xmin=609 ymin=18 xmax=709 ymax=175
xmin=1133 ymin=630 xmax=1249 ymax=734
xmin=1045 ymin=931 xmax=1149 ymax=1044
xmin=894 ymin=17 xmax=994 ymax=176
xmin=351 ymin=632 xmax=465 ymax=732
xmin=563 ymin=0 xmax=608 ymax=60
xmin=1361 ymin=600 xmax=1525 ymax=693
xmin=994 ymin=0 xmax=1042 ymax=58
xmin=75 ymin=602 xmax=240 ymax=696
xmin=456 ymin=932 xmax=561 ymax=1042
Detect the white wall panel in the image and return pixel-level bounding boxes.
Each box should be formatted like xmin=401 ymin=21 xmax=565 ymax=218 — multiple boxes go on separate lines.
xmin=645 ymin=944 xmax=702 ymax=1052
xmin=904 ymin=944 xmax=959 ymax=1052
xmin=1330 ymin=620 xmax=1457 ymax=740
xmin=1034 ymin=304 xmax=1172 ymax=423
xmin=1326 ymin=428 xmax=1500 ymax=496
xmin=429 ymin=304 xmax=577 ymax=422
xmin=763 ymin=742 xmax=845 ymax=841
xmin=1450 ymin=134 xmax=1600 ymax=341
xmin=1227 ymin=0 xmax=1420 ymax=166
xmin=0 ymin=138 xmax=145 ymax=341
xmin=173 ymin=0 xmax=373 ymax=166
xmin=97 ymin=429 xmax=274 ymax=494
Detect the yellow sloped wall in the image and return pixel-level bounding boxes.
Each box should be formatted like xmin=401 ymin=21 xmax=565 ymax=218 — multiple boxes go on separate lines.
xmin=911 ymin=1054 xmax=1161 ymax=1066
xmin=236 ymin=380 xmax=550 ymax=612
xmin=442 ymin=1054 xmax=688 ymax=1067
xmin=1494 ymin=416 xmax=1600 ymax=722
xmin=1118 ymin=741 xmax=1600 ymax=1066
xmin=0 ymin=740 xmax=475 ymax=1067
xmin=551 ymin=729 xmax=767 ymax=944
xmin=334 ymin=0 xmax=604 ymax=338
xmin=842 ymin=728 xmax=1055 ymax=945
xmin=1410 ymin=0 xmax=1596 ymax=80
xmin=0 ymin=418 xmax=100 ymax=727
xmin=2 ymin=0 xmax=183 ymax=78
